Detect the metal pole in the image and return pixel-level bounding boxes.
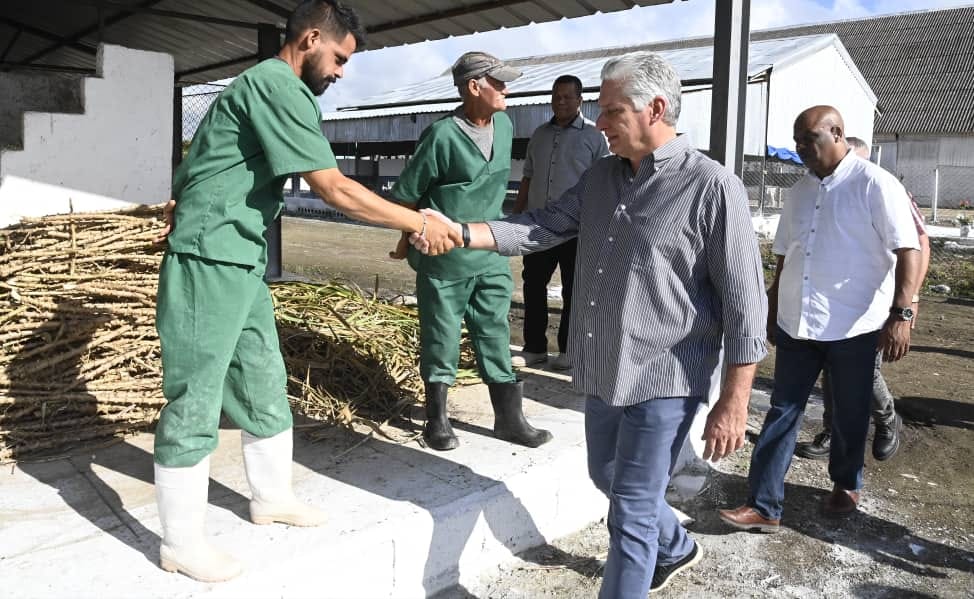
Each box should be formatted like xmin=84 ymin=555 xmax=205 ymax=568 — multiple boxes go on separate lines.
xmin=172 ymin=82 xmax=182 ymax=172
xmin=932 ymin=167 xmax=939 ymax=224
xmin=258 ymin=23 xmax=283 ymax=280
xmin=709 ymin=0 xmax=750 ymax=177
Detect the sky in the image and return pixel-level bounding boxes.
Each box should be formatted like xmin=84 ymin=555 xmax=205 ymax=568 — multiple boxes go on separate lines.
xmin=318 ymin=0 xmax=974 ymax=112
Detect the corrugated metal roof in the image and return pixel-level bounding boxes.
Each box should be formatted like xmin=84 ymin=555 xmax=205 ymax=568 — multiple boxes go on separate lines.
xmin=0 ymin=0 xmax=677 ymax=85
xmin=751 ymin=6 xmax=974 ymax=135
xmin=325 ymin=5 xmax=974 ymax=135
xmin=330 ymin=34 xmax=849 ymax=111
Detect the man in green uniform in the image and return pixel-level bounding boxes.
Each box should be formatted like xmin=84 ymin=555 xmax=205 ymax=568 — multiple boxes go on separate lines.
xmin=154 ymin=0 xmax=460 ymax=583
xmin=390 ymin=52 xmax=553 ymax=451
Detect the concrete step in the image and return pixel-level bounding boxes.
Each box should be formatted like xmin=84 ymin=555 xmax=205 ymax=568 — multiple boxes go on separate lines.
xmin=1 ymin=373 xmax=611 ymax=598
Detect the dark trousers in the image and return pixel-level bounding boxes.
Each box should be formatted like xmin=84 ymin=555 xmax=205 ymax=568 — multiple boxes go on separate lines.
xmin=521 ymin=239 xmax=576 ymax=354
xmin=821 ymin=352 xmax=895 ymax=429
xmin=748 ymin=326 xmax=879 ymax=520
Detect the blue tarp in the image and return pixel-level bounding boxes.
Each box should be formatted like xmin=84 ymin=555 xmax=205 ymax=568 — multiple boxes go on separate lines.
xmin=767 ymin=145 xmax=803 ymax=164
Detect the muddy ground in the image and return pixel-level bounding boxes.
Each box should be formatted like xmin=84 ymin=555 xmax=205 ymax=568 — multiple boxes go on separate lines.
xmin=282 ymin=216 xmax=974 ymax=598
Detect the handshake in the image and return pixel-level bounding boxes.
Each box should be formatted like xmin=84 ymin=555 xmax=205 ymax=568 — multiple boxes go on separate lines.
xmin=390 ymin=209 xmax=466 ymax=259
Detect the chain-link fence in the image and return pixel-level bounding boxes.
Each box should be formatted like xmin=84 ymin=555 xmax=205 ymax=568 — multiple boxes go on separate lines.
xmin=180 ymin=83 xmax=225 ymax=158
xmin=742 ymin=155 xmax=807 ymax=216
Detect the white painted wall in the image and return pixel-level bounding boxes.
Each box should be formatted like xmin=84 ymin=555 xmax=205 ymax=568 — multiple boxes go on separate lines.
xmin=676 ymin=83 xmax=769 ymax=155
xmin=0 ymin=44 xmax=173 ymax=225
xmin=767 ymin=43 xmax=876 ymax=149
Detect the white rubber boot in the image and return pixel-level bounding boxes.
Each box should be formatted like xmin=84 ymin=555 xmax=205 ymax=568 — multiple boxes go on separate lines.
xmin=154 ymin=457 xmax=243 ymax=582
xmin=242 ymin=428 xmax=327 ymax=527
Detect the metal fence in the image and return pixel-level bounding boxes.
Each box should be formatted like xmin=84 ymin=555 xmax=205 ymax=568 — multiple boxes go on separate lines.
xmin=180 ymin=84 xmax=225 ymax=155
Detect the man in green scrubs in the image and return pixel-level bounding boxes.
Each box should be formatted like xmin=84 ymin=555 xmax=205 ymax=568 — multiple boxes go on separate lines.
xmin=154 ymin=0 xmax=460 ymax=583
xmin=391 ymin=52 xmax=553 ymax=451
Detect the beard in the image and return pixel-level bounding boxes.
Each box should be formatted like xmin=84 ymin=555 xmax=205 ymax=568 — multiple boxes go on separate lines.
xmin=301 ymin=53 xmax=336 ymax=96
xmin=302 ymin=72 xmax=335 ymax=96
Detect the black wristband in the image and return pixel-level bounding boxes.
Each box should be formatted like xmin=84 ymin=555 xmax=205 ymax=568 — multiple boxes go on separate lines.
xmin=461 ymin=223 xmax=471 ymax=248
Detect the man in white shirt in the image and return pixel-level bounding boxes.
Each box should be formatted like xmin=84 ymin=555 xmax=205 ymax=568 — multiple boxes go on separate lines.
xmin=719 ymin=106 xmax=921 ymax=531
xmin=796 ymin=136 xmax=931 ymax=462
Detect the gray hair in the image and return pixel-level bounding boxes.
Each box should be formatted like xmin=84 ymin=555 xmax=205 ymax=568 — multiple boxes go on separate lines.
xmin=600 ymin=51 xmax=682 ymax=126
xmin=457 ymin=76 xmax=489 ymax=98
xmin=846 ymin=136 xmax=868 ymax=151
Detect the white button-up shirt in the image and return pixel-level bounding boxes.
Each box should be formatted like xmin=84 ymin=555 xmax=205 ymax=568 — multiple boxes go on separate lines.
xmin=774 ymin=152 xmax=920 ymax=341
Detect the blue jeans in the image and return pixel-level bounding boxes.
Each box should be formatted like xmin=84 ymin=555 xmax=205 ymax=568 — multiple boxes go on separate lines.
xmin=749 ymin=326 xmax=879 ymax=520
xmin=586 ymin=395 xmax=702 ymax=599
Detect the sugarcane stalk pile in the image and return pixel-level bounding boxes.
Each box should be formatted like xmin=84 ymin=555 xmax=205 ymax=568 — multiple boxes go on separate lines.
xmin=0 ymin=206 xmax=475 ymax=462
xmin=0 ymin=207 xmax=166 ymax=462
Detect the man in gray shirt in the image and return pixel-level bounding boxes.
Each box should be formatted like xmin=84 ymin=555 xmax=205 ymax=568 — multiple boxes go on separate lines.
xmin=410 ymin=51 xmax=768 ymax=598
xmin=512 ymin=75 xmax=608 ymax=370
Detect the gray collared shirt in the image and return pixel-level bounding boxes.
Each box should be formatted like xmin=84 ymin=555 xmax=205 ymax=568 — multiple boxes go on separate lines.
xmin=489 ymin=135 xmax=768 ymax=406
xmin=523 ymin=113 xmax=609 ymax=211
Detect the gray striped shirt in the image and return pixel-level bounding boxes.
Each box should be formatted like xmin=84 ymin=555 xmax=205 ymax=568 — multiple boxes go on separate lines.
xmin=489 ymin=134 xmax=768 ymax=406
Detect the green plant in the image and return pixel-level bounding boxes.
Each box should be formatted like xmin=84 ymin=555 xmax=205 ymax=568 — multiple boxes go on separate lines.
xmin=957 ymin=214 xmax=972 ymax=226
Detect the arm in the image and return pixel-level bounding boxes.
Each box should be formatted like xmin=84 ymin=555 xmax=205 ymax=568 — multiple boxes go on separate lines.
xmin=512 ymin=177 xmax=531 ymax=214
xmin=700 ymin=175 xmax=768 ymax=462
xmin=702 ymin=363 xmax=757 ymax=462
xmin=878 ymin=247 xmax=921 ymax=362
xmin=766 ymin=255 xmax=785 ymax=346
xmin=303 ymin=168 xmax=461 ymax=255
xmin=912 ymin=232 xmax=930 ymax=328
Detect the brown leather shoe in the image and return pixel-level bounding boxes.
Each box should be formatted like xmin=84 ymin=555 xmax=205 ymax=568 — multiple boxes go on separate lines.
xmin=718 ymin=505 xmax=780 ymax=533
xmin=823 ymin=486 xmax=860 ymax=516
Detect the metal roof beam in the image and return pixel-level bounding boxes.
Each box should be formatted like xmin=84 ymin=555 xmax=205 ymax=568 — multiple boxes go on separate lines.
xmin=64 ymin=0 xmax=281 ymax=31
xmin=367 ymin=0 xmax=533 ymax=34
xmin=0 ymin=28 xmax=23 ymax=62
xmin=0 ymin=16 xmax=97 ymax=56
xmin=242 ymin=0 xmax=292 ymax=20
xmin=0 ymin=61 xmax=95 ymax=74
xmin=18 ymin=0 xmax=163 ymax=65
xmin=176 ymin=53 xmax=259 ymax=79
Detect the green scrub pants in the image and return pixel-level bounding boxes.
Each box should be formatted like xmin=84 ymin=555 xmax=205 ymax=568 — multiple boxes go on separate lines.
xmin=417 ymin=270 xmax=517 ymax=386
xmin=154 ymin=252 xmax=292 ymax=467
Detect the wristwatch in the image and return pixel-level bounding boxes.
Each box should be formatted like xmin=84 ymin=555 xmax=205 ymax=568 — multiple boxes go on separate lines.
xmin=460 ymin=223 xmax=471 ymax=248
xmin=889 ymin=306 xmax=915 ymax=321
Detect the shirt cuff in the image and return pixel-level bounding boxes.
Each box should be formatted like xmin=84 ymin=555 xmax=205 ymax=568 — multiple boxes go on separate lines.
xmin=725 ymin=335 xmax=769 ymax=365
xmin=486 ymin=220 xmax=522 ymax=256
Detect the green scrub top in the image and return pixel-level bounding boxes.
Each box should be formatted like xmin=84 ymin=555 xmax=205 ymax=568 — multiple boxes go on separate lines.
xmin=168 ymin=58 xmax=338 ymax=274
xmin=392 ymin=111 xmax=513 ymax=280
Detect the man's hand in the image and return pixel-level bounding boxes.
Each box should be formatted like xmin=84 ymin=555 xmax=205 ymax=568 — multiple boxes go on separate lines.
xmin=702 ymin=399 xmax=748 ymax=462
xmin=701 ymin=363 xmax=756 ymax=462
xmin=410 ymin=209 xmax=460 ymax=255
xmin=878 ymin=317 xmax=911 ymax=362
xmin=389 ymin=232 xmax=409 ymax=260
xmin=154 ymin=199 xmax=176 ymax=244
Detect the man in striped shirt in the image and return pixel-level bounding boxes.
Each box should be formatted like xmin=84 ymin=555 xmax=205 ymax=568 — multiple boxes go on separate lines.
xmin=410 ymin=51 xmax=768 ymax=599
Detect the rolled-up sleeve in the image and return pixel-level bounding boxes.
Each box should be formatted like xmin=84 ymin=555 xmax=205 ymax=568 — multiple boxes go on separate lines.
xmin=704 ymin=174 xmax=769 ymax=365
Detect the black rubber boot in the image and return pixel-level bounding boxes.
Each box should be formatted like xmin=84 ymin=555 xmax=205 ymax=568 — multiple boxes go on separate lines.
xmin=872 ymin=413 xmax=901 ymax=461
xmin=487 ymin=381 xmax=553 ymax=448
xmin=423 ymin=382 xmax=458 ymax=451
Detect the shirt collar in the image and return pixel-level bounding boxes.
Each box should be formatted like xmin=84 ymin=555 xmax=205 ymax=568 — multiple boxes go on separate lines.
xmin=814 ymin=149 xmax=857 ymax=188
xmin=619 ymin=134 xmax=689 ymax=173
xmin=548 ymin=113 xmax=585 ymax=129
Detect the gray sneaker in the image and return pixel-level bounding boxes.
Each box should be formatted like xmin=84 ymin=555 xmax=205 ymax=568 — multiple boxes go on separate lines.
xmin=511 ymin=351 xmax=547 ymax=368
